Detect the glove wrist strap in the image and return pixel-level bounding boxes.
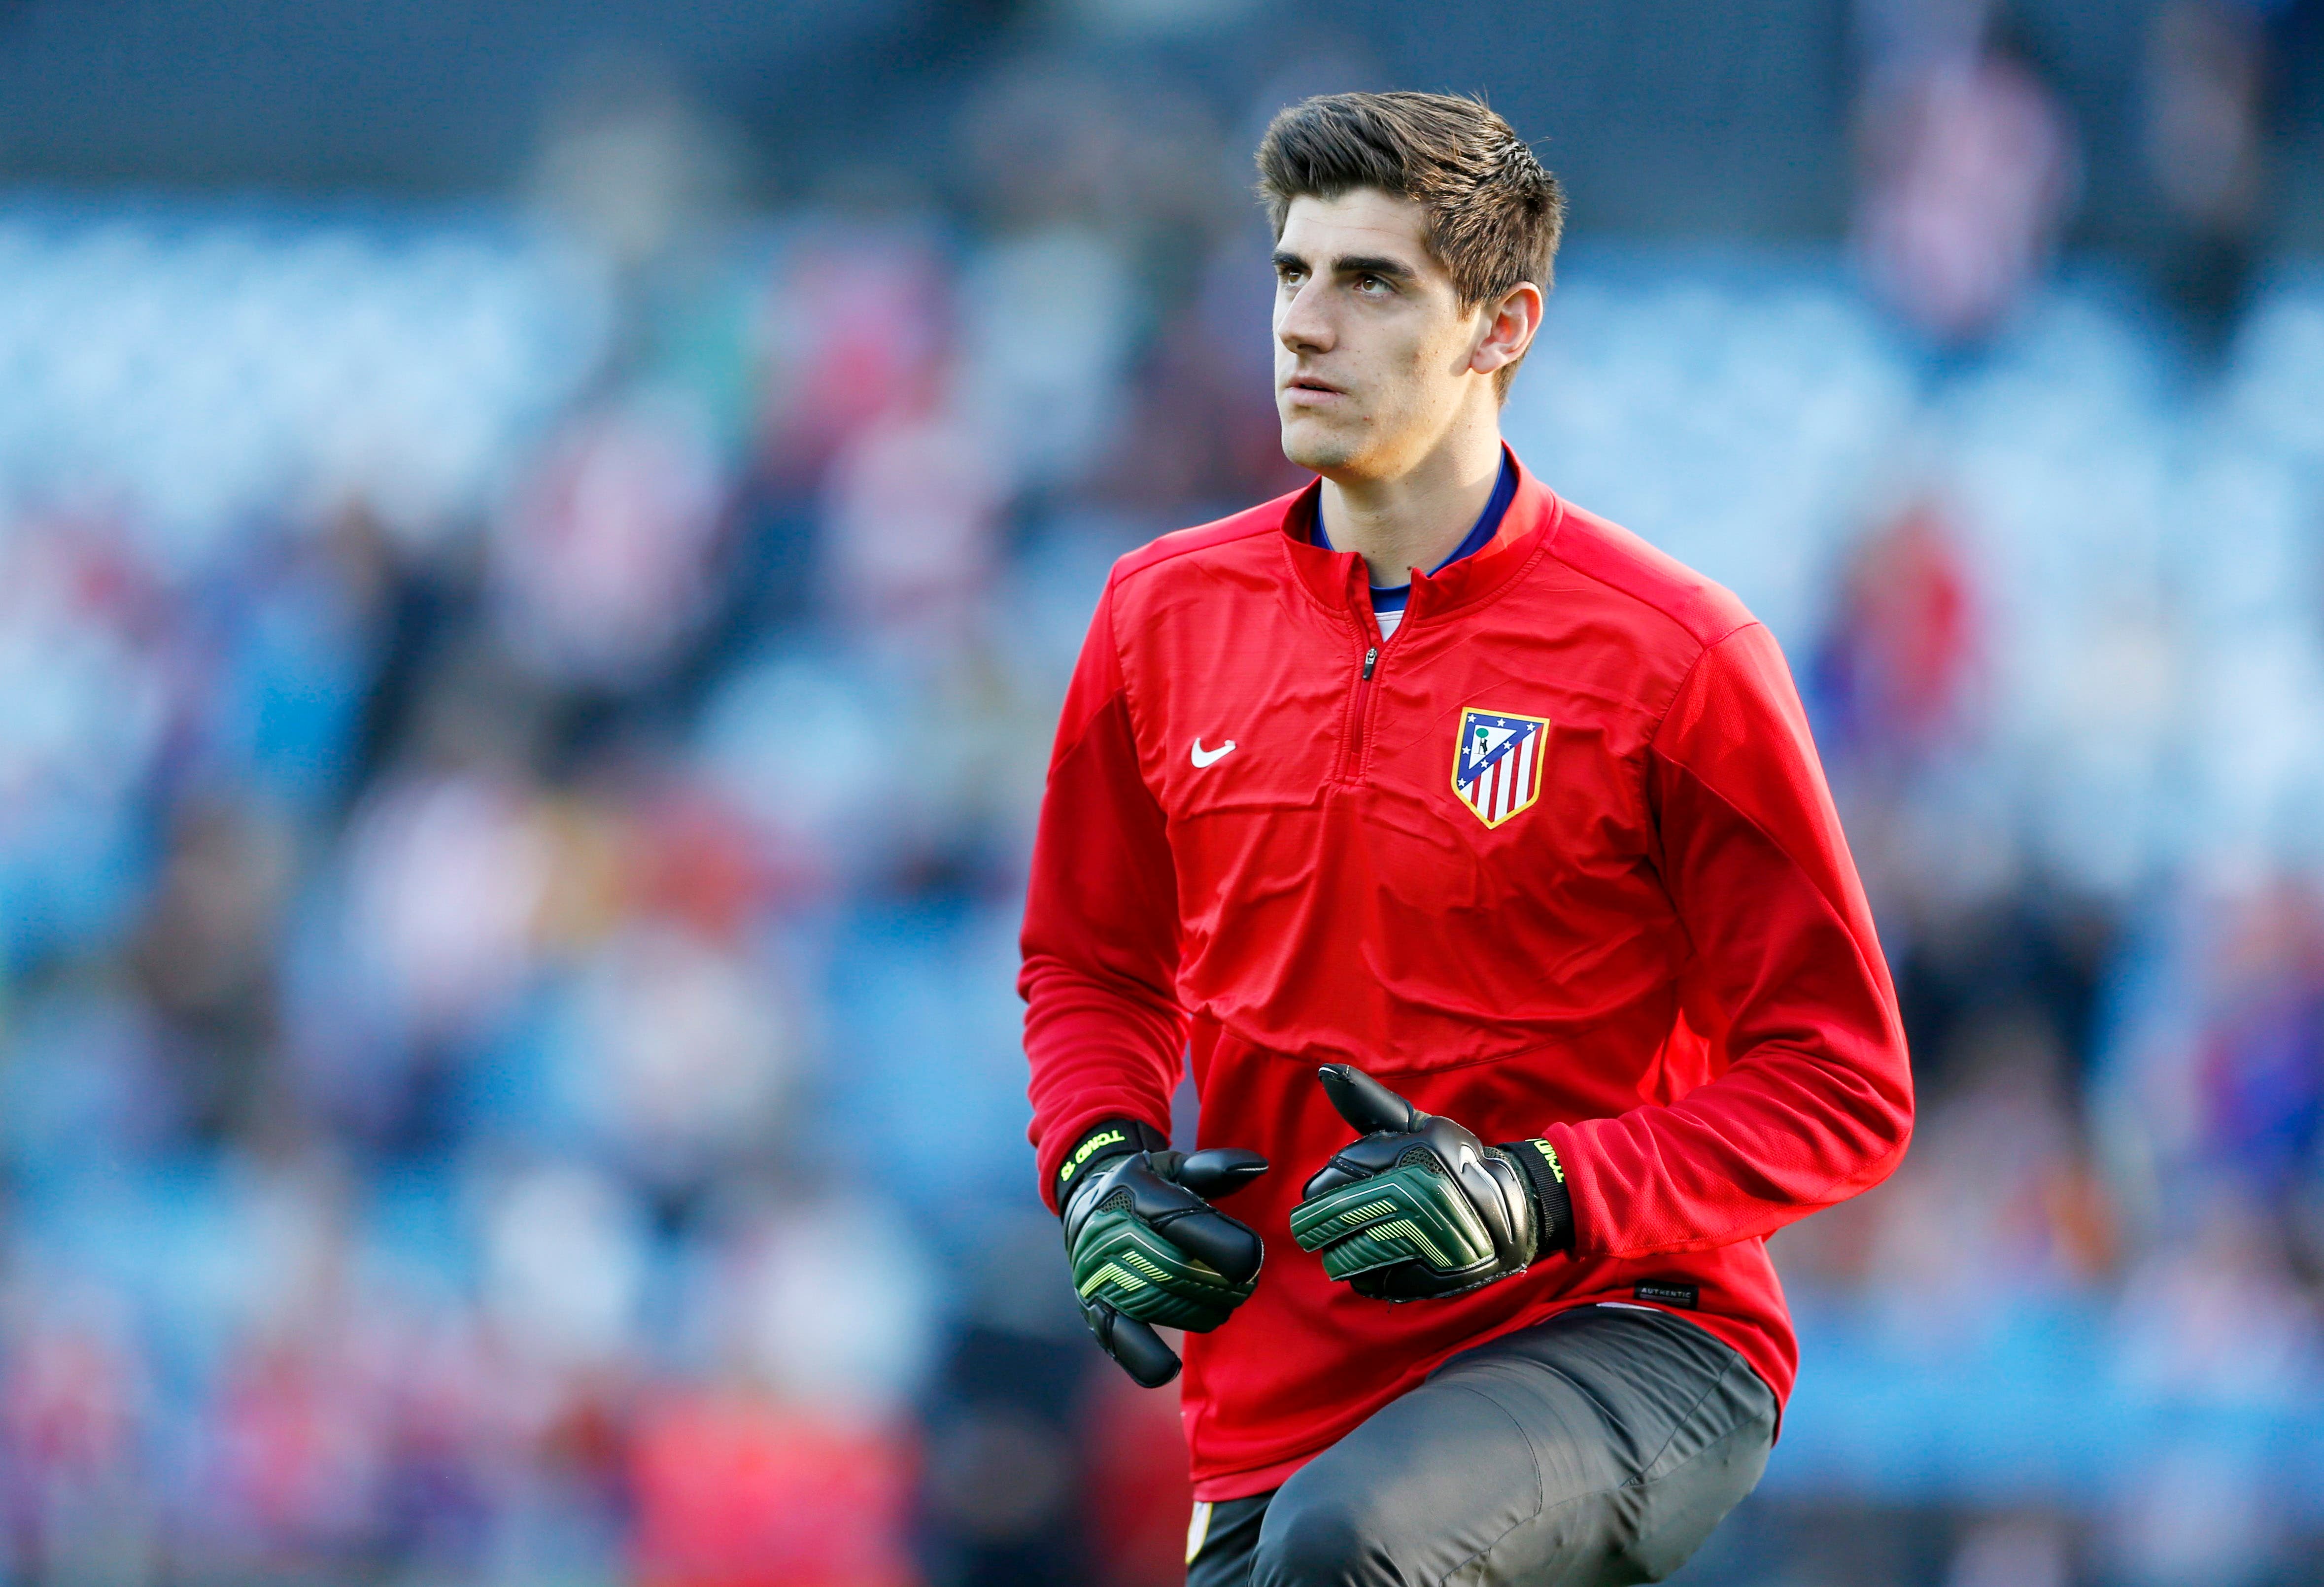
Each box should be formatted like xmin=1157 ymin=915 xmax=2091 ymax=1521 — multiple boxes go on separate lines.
xmin=1056 ymin=1117 xmax=1168 ymax=1215
xmin=1499 ymin=1138 xmax=1575 ymax=1255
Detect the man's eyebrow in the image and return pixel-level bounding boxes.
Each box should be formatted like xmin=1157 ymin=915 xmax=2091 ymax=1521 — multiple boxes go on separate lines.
xmin=1328 ymin=254 xmax=1418 ymax=281
xmin=1270 ymin=250 xmax=1421 ymax=282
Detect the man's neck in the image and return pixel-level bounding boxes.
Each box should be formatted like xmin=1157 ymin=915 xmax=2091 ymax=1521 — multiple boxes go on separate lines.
xmin=1318 ymin=428 xmax=1507 ymax=588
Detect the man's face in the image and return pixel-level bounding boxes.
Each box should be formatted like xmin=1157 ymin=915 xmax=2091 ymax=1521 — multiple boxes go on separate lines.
xmin=1272 ymin=189 xmax=1487 ymax=479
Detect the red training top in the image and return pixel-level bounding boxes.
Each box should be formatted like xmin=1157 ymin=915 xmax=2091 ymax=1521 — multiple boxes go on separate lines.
xmin=1020 ymin=452 xmax=1913 ymax=1501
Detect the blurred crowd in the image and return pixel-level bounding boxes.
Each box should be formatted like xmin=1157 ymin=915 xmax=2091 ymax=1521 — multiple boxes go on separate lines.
xmin=0 ymin=17 xmax=2319 ymax=1587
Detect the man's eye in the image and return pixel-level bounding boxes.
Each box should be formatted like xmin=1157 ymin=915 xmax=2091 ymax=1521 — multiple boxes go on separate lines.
xmin=1357 ymin=275 xmax=1387 ymax=294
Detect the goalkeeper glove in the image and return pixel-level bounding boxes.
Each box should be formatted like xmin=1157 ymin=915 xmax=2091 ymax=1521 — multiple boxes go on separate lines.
xmin=1057 ymin=1120 xmax=1267 ymax=1387
xmin=1290 ymin=1064 xmax=1573 ymax=1301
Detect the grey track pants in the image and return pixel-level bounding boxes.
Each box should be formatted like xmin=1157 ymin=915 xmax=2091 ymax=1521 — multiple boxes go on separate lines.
xmin=1184 ymin=1305 xmax=1777 ymax=1587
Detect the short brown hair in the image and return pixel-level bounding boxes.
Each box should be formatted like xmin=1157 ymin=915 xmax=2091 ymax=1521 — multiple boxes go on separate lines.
xmin=1255 ymin=91 xmax=1564 ymax=395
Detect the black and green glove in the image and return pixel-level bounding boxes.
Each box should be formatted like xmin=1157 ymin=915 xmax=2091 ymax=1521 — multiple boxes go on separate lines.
xmin=1290 ymin=1064 xmax=1573 ymax=1301
xmin=1057 ymin=1120 xmax=1268 ymax=1387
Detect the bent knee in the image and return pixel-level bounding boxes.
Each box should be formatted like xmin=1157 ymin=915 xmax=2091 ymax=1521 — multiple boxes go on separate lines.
xmin=1250 ymin=1491 xmax=1396 ymax=1587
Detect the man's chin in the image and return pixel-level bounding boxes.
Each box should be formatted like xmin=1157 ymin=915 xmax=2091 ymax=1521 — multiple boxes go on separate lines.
xmin=1279 ymin=420 xmax=1362 ymax=475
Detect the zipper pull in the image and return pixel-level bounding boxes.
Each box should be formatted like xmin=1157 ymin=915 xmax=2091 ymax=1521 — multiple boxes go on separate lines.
xmin=1362 ymin=646 xmax=1378 ymax=680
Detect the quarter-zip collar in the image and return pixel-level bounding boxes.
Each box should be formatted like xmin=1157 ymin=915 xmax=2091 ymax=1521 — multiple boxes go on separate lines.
xmin=1279 ymin=444 xmax=1565 ymax=632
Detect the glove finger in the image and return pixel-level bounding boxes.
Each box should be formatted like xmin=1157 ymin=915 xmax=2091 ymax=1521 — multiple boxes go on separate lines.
xmin=1092 ymin=1303 xmax=1182 ymax=1388
xmin=1321 ymin=1236 xmax=1412 ymax=1282
xmin=1352 ymin=1260 xmax=1495 ymax=1302
xmin=1318 ymin=1064 xmax=1423 ymax=1135
xmin=1300 ymin=1131 xmax=1425 ymax=1199
xmin=1174 ymin=1148 xmax=1267 ymax=1200
xmin=1350 ymin=1263 xmax=1438 ymax=1301
xmin=1312 ymin=1207 xmax=1470 ymax=1281
xmin=1289 ymin=1176 xmax=1375 ymax=1251
xmin=1295 ymin=1164 xmax=1492 ymax=1273
xmin=1290 ymin=1170 xmax=1424 ymax=1251
xmin=1152 ymin=1207 xmax=1263 ymax=1285
xmin=1176 ymin=1300 xmax=1239 ymax=1334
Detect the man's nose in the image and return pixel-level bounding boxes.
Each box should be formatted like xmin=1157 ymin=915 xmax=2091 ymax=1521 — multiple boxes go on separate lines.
xmin=1276 ymin=280 xmax=1333 ymax=355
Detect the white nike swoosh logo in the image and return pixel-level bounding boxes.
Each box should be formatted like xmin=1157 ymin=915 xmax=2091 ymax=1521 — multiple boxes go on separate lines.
xmin=1191 ymin=738 xmax=1236 ymax=768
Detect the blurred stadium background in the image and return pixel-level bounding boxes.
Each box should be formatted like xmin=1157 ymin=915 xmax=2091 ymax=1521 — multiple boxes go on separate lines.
xmin=0 ymin=0 xmax=2319 ymax=1583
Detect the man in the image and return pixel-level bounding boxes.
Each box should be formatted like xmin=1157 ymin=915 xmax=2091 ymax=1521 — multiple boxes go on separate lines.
xmin=1021 ymin=91 xmax=1913 ymax=1585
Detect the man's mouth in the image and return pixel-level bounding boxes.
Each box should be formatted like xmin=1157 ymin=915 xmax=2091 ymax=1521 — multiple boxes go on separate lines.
xmin=1285 ymin=375 xmax=1345 ymax=397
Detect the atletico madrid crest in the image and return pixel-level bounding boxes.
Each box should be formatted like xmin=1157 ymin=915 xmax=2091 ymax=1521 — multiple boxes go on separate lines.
xmin=1452 ymin=707 xmax=1548 ymax=828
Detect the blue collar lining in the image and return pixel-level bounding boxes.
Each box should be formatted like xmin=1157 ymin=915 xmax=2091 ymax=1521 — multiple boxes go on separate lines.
xmin=1314 ymin=454 xmax=1518 ymax=613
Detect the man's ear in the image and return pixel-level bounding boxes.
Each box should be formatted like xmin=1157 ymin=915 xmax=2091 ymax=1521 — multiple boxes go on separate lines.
xmin=1469 ymin=280 xmax=1544 ymax=379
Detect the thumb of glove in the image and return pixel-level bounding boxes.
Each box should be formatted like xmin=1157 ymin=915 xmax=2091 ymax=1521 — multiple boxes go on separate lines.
xmin=1140 ymin=1150 xmax=1267 ymax=1285
xmin=1171 ymin=1148 xmax=1267 ymax=1201
xmin=1317 ymin=1064 xmax=1424 ymax=1135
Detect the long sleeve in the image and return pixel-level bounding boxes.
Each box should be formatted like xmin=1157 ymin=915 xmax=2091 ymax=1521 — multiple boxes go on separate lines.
xmin=1020 ymin=575 xmax=1187 ymax=1210
xmin=1544 ymin=621 xmax=1914 ymax=1257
